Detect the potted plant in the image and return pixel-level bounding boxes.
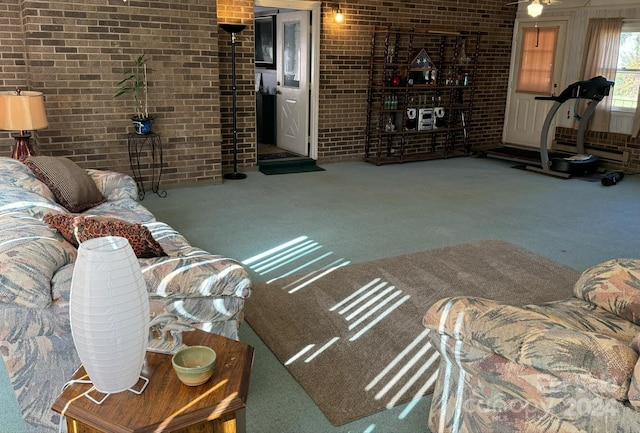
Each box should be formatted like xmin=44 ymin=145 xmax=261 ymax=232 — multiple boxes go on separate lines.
xmin=114 ymin=53 xmax=153 ymax=135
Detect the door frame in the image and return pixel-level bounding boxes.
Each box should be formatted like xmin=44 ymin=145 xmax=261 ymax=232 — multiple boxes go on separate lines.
xmin=255 ymin=0 xmax=320 ymax=160
xmin=502 ymin=16 xmax=570 ymax=148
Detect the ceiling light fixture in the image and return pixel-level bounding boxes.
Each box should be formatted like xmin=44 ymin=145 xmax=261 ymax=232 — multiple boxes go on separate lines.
xmin=527 ymin=0 xmax=544 ymax=18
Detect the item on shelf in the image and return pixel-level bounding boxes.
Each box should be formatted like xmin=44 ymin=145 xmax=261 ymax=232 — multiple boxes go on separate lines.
xmin=409 ymin=70 xmax=427 ymax=85
xmin=385 ymin=116 xmax=395 ymax=131
xmin=406 ymin=107 xmax=418 ymax=130
xmin=433 ymin=106 xmax=446 ymax=128
xmin=418 ymin=108 xmax=434 ymax=130
xmin=429 ymin=70 xmax=437 ymax=84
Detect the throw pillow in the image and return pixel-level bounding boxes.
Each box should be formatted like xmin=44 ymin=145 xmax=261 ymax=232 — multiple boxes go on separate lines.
xmin=43 ymin=213 xmax=166 ymax=258
xmin=24 ymin=156 xmax=106 ymax=212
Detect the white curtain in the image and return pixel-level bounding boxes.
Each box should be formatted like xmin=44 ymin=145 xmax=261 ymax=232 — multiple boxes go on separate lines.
xmin=633 ymin=85 xmax=640 ymax=138
xmin=580 ymin=17 xmax=623 ymax=132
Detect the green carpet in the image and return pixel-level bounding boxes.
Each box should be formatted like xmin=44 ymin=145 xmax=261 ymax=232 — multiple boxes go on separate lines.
xmin=258 ymin=158 xmax=325 ymax=175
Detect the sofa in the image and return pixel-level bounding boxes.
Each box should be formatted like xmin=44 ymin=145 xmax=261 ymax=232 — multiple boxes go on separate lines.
xmin=0 ymin=156 xmax=251 ymax=432
xmin=423 ymin=258 xmax=640 ymax=433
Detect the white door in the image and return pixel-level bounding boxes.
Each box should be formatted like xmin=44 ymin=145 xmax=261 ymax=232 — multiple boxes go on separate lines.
xmin=503 ymin=20 xmax=567 ymax=148
xmin=276 ymin=10 xmax=310 ymax=156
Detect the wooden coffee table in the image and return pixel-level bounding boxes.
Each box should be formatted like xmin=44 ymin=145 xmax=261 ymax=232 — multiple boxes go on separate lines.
xmin=52 ymin=329 xmax=254 ymax=433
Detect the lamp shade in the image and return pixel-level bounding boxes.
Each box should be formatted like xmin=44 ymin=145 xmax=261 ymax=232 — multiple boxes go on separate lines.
xmin=0 ymin=90 xmax=48 ymax=132
xmin=69 ymin=236 xmax=150 ymax=395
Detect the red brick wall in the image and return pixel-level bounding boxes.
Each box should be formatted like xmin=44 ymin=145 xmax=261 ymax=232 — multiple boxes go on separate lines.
xmin=555 ymin=127 xmax=640 ymax=172
xmin=317 ymin=1 xmax=518 ymax=162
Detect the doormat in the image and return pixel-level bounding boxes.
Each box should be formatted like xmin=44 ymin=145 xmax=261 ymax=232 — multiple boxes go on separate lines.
xmin=259 ymin=158 xmax=325 ymax=175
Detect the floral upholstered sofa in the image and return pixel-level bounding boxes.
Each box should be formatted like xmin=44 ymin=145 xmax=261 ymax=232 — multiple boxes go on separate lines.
xmin=0 ymin=156 xmax=251 ymax=432
xmin=424 ymin=258 xmax=640 ymax=433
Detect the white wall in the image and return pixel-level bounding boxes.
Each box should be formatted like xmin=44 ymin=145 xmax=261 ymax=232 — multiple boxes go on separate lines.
xmin=516 ymin=1 xmax=640 ymax=133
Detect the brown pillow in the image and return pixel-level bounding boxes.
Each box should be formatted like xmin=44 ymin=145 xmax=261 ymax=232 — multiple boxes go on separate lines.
xmin=43 ymin=213 xmax=166 ymax=258
xmin=24 ymin=156 xmax=106 ymax=212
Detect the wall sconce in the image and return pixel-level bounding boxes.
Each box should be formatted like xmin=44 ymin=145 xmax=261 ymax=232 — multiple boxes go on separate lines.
xmin=332 ymin=4 xmax=344 ymax=24
xmin=527 ymin=0 xmax=544 ymax=18
xmin=0 ymin=89 xmax=48 ymax=159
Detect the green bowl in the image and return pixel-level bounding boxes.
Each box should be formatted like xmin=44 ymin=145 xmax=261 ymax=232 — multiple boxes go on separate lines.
xmin=171 ymin=345 xmax=216 ymax=386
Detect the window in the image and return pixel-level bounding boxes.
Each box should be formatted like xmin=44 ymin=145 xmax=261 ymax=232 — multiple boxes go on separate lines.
xmin=516 ymin=26 xmax=559 ymax=94
xmin=612 ymin=23 xmax=640 ymax=111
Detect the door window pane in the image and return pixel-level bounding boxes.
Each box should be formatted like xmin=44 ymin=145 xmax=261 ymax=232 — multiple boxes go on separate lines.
xmin=283 ymin=21 xmax=300 ymax=88
xmin=516 ymin=26 xmax=559 ymax=94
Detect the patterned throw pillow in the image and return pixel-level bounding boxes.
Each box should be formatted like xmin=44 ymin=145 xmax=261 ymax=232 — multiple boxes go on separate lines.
xmin=43 ymin=213 xmax=166 ymax=258
xmin=24 ymin=156 xmax=106 ymax=212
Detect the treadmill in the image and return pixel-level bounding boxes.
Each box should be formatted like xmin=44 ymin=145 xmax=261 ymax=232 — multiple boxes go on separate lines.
xmin=526 ymin=75 xmax=614 ymax=178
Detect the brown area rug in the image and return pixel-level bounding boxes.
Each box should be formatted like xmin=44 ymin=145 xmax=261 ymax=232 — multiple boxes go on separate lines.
xmin=244 ymin=240 xmax=581 ymax=426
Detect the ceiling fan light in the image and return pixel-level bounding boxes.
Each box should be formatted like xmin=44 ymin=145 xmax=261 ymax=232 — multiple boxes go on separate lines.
xmin=527 ymin=1 xmax=544 ymax=17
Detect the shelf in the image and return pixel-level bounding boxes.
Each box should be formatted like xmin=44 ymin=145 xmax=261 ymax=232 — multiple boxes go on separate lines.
xmin=367 ymin=125 xmax=467 ymax=135
xmin=370 ymin=84 xmax=469 ymax=92
xmin=364 ymin=27 xmax=480 ymax=165
xmin=364 ymin=149 xmax=467 ymax=165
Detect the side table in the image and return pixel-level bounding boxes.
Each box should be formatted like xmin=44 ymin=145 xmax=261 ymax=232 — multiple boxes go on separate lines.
xmin=52 ymin=330 xmax=254 ymax=433
xmin=127 ymin=132 xmax=167 ymax=200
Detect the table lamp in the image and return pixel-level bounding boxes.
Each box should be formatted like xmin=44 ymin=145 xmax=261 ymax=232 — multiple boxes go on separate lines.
xmin=69 ymin=236 xmax=150 ymax=403
xmin=0 ymin=89 xmax=48 ymax=159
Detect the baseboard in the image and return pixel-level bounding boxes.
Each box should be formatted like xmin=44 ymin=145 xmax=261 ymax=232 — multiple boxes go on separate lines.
xmin=553 ymin=140 xmax=628 ymax=164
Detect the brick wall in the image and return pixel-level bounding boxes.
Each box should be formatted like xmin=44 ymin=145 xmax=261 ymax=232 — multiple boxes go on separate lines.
xmin=317 ymin=1 xmax=518 ymax=162
xmin=555 ymin=127 xmax=640 ymax=173
xmin=0 ymin=0 xmax=223 ymax=184
xmin=1 ymin=0 xmax=520 ymax=185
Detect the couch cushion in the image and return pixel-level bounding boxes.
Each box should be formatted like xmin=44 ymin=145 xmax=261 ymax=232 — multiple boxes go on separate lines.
xmin=0 ymin=214 xmax=77 ymax=308
xmin=23 ymin=156 xmax=106 ymax=212
xmin=574 ymin=258 xmax=640 ymax=325
xmin=628 ymin=335 xmax=640 ymax=409
xmin=424 ymin=296 xmax=638 ymax=402
xmin=43 ymin=213 xmax=166 ymax=258
xmin=0 ymin=334 xmax=79 ymax=432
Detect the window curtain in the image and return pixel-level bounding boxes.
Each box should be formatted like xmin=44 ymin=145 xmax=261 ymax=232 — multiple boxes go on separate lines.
xmin=516 ymin=26 xmax=559 ymax=94
xmin=580 ymin=17 xmax=623 ymax=132
xmin=633 ymin=85 xmax=640 ymax=138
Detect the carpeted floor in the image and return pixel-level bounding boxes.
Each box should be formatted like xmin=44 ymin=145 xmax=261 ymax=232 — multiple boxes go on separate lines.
xmin=244 ymin=239 xmax=580 ymax=426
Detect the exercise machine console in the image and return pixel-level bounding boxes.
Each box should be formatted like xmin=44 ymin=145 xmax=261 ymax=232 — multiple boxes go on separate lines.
xmin=527 ymin=75 xmax=614 ymax=177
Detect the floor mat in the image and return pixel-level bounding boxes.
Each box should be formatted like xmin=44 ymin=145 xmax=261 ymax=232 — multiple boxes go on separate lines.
xmin=259 ymin=158 xmax=325 ymax=175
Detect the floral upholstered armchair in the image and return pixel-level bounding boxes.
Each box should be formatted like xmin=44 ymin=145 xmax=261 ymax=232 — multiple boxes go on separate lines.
xmin=423 ymin=258 xmax=640 ymax=433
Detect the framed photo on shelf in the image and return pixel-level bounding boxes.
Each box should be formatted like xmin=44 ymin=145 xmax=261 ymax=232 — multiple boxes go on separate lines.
xmin=255 ymin=15 xmax=276 ymax=69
